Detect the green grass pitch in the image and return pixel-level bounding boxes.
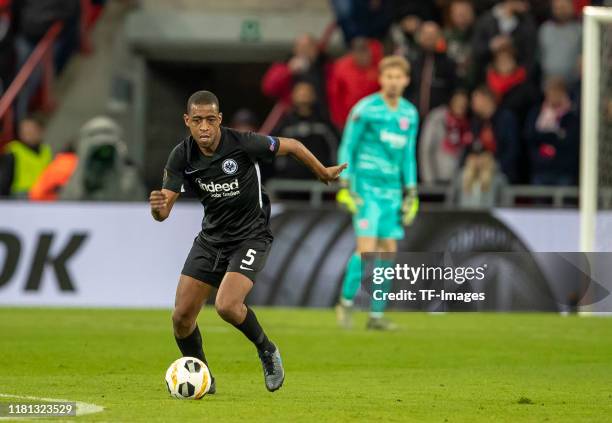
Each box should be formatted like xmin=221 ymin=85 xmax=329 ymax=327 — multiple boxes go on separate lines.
xmin=0 ymin=308 xmax=610 ymax=422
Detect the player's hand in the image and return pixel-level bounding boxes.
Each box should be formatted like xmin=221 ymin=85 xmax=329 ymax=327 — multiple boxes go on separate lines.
xmin=402 ymin=188 xmax=419 ymax=226
xmin=149 ymin=190 xmax=168 ymax=212
xmin=319 ymin=163 xmax=348 ymax=185
xmin=336 ymin=188 xmax=362 ymax=214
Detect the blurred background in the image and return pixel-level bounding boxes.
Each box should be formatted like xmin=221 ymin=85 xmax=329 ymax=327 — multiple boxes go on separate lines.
xmin=1 ymin=0 xmax=611 ymax=310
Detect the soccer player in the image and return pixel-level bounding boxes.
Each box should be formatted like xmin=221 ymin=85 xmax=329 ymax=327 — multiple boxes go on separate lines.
xmin=335 ymin=56 xmax=419 ymax=330
xmin=150 ymin=91 xmax=346 ymax=393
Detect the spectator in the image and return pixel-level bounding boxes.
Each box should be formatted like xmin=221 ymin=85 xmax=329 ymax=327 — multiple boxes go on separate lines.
xmin=331 ymin=0 xmax=394 ymax=45
xmin=471 ymin=0 xmax=537 ymax=82
xmin=453 ymin=148 xmax=508 ymax=208
xmin=0 ymin=0 xmax=15 ymax=94
xmin=404 ymin=21 xmax=457 ymax=117
xmin=327 ymin=37 xmax=383 ymax=129
xmin=13 ymin=0 xmax=80 ymax=72
xmin=419 ymin=89 xmax=472 ymax=184
xmin=29 ymin=141 xmax=78 ymax=201
xmin=13 ymin=0 xmax=81 ymax=122
xmin=273 ymin=80 xmax=339 ymax=179
xmin=230 ymin=109 xmax=259 ymax=132
xmin=0 ymin=114 xmax=52 ymax=198
xmin=539 ymin=0 xmax=582 ymax=86
xmin=261 ymin=34 xmax=329 ymax=113
xmin=392 ymin=0 xmax=441 ymax=24
xmin=390 ymin=13 xmax=422 ymax=63
xmin=390 ymin=1 xmax=441 ymax=62
xmin=60 ymin=117 xmax=146 ymax=201
xmin=486 ymin=45 xmax=537 ymax=125
xmin=467 ymin=85 xmax=520 ymax=183
xmin=525 ymin=77 xmax=579 ymax=186
xmin=444 ymin=0 xmax=476 ymax=86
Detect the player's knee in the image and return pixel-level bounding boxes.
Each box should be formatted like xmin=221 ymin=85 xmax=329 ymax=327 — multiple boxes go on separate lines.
xmin=172 ymin=307 xmax=195 ymax=333
xmin=214 ymin=298 xmax=240 ymax=323
xmin=356 ymin=237 xmax=377 ymax=254
xmin=378 ymin=240 xmax=397 ymax=253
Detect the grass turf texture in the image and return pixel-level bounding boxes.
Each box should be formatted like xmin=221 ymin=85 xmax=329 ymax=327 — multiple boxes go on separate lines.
xmin=0 ymin=308 xmax=610 ymax=422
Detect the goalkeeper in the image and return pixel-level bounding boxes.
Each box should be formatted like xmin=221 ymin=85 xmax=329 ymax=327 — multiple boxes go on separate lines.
xmin=336 ymin=55 xmax=419 ymax=330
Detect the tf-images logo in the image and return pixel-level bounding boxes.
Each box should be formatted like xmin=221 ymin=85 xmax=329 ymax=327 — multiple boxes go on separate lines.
xmin=222 ymin=159 xmax=238 ymax=175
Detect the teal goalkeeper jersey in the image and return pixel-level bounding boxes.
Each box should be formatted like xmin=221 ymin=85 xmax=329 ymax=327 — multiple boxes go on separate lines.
xmin=338 ymin=93 xmax=419 ymax=189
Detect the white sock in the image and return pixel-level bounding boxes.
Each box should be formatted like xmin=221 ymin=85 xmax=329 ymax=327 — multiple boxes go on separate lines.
xmin=369 ymin=312 xmax=384 ymax=319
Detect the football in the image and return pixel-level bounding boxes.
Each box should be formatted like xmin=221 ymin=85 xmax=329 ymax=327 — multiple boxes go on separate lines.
xmin=165 ymin=357 xmax=211 ymax=400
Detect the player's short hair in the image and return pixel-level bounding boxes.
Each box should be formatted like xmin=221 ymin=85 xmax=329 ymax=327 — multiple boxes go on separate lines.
xmin=187 ymin=90 xmax=219 ymax=113
xmin=379 ymin=55 xmax=410 ymax=76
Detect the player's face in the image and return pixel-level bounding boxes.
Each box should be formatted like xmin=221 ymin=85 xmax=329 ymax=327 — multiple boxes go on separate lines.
xmin=379 ymin=67 xmax=409 ymax=99
xmin=184 ymin=103 xmax=223 ymax=151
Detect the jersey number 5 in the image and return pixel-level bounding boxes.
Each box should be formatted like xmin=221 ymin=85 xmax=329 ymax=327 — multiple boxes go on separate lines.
xmin=242 ymin=249 xmax=257 ymax=266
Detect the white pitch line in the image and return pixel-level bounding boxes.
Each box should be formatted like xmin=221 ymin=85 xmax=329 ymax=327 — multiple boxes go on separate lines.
xmin=0 ymin=393 xmax=103 ymax=419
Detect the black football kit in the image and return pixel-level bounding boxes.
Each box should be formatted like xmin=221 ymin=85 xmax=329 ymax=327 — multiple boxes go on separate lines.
xmin=162 ymin=127 xmax=280 ymax=287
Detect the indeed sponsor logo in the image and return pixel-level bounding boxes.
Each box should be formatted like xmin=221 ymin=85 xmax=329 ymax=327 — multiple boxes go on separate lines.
xmin=197 ymin=178 xmax=239 ymax=193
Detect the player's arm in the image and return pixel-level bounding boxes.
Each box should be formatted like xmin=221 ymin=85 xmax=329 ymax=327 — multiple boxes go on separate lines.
xmin=337 ymin=107 xmax=365 ymax=186
xmin=336 ymin=105 xmax=366 ymax=212
xmin=150 ymin=189 xmax=180 ymax=222
xmin=401 ymin=112 xmax=419 ymax=225
xmin=276 ymin=137 xmax=347 ymax=184
xmin=152 ymin=144 xmax=185 ymax=222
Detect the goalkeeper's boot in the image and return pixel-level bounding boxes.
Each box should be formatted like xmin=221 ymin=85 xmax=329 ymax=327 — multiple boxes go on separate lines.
xmin=335 ymin=301 xmax=354 ymax=329
xmin=366 ymin=316 xmax=398 ymax=331
xmin=258 ymin=344 xmax=284 ymax=392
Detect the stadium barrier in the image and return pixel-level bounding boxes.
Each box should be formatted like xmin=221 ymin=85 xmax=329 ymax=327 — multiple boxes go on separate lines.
xmin=266 ymin=179 xmax=612 ymax=209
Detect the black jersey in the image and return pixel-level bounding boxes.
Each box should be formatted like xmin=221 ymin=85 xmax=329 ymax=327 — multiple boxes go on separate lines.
xmin=163 ymin=127 xmax=280 ymax=246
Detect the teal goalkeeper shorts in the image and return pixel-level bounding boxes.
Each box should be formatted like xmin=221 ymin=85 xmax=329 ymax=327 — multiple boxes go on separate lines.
xmin=352 ymin=177 xmax=404 ymax=240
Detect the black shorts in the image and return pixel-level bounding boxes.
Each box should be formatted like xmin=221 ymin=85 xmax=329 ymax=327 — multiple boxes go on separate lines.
xmin=181 ymin=237 xmax=271 ymax=288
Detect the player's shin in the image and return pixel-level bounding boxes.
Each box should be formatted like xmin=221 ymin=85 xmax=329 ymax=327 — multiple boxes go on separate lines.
xmin=174 ymin=325 xmax=216 ymax=394
xmin=233 ymin=306 xmax=275 ymax=353
xmin=370 ymin=258 xmax=394 ymax=317
xmin=174 ymin=324 xmax=209 ymax=367
xmin=340 ymin=253 xmax=362 ymax=305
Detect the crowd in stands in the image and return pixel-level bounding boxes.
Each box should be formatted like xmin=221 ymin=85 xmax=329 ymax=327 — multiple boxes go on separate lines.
xmin=0 ymin=113 xmax=145 ymax=201
xmin=0 ymin=0 xmax=605 ymax=203
xmin=0 ymin=0 xmax=108 ymax=121
xmin=0 ymin=0 xmax=122 ymax=201
xmin=262 ymin=0 xmax=602 ymax=197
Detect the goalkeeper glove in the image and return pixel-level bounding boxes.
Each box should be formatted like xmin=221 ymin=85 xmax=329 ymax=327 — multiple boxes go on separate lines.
xmin=336 ymin=188 xmax=362 ymax=214
xmin=402 ymin=187 xmax=419 ymax=226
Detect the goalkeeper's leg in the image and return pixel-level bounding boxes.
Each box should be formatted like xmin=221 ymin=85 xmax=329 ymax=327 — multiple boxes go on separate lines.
xmin=337 ymin=236 xmax=377 ymax=328
xmin=367 ymin=238 xmax=398 ymax=331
